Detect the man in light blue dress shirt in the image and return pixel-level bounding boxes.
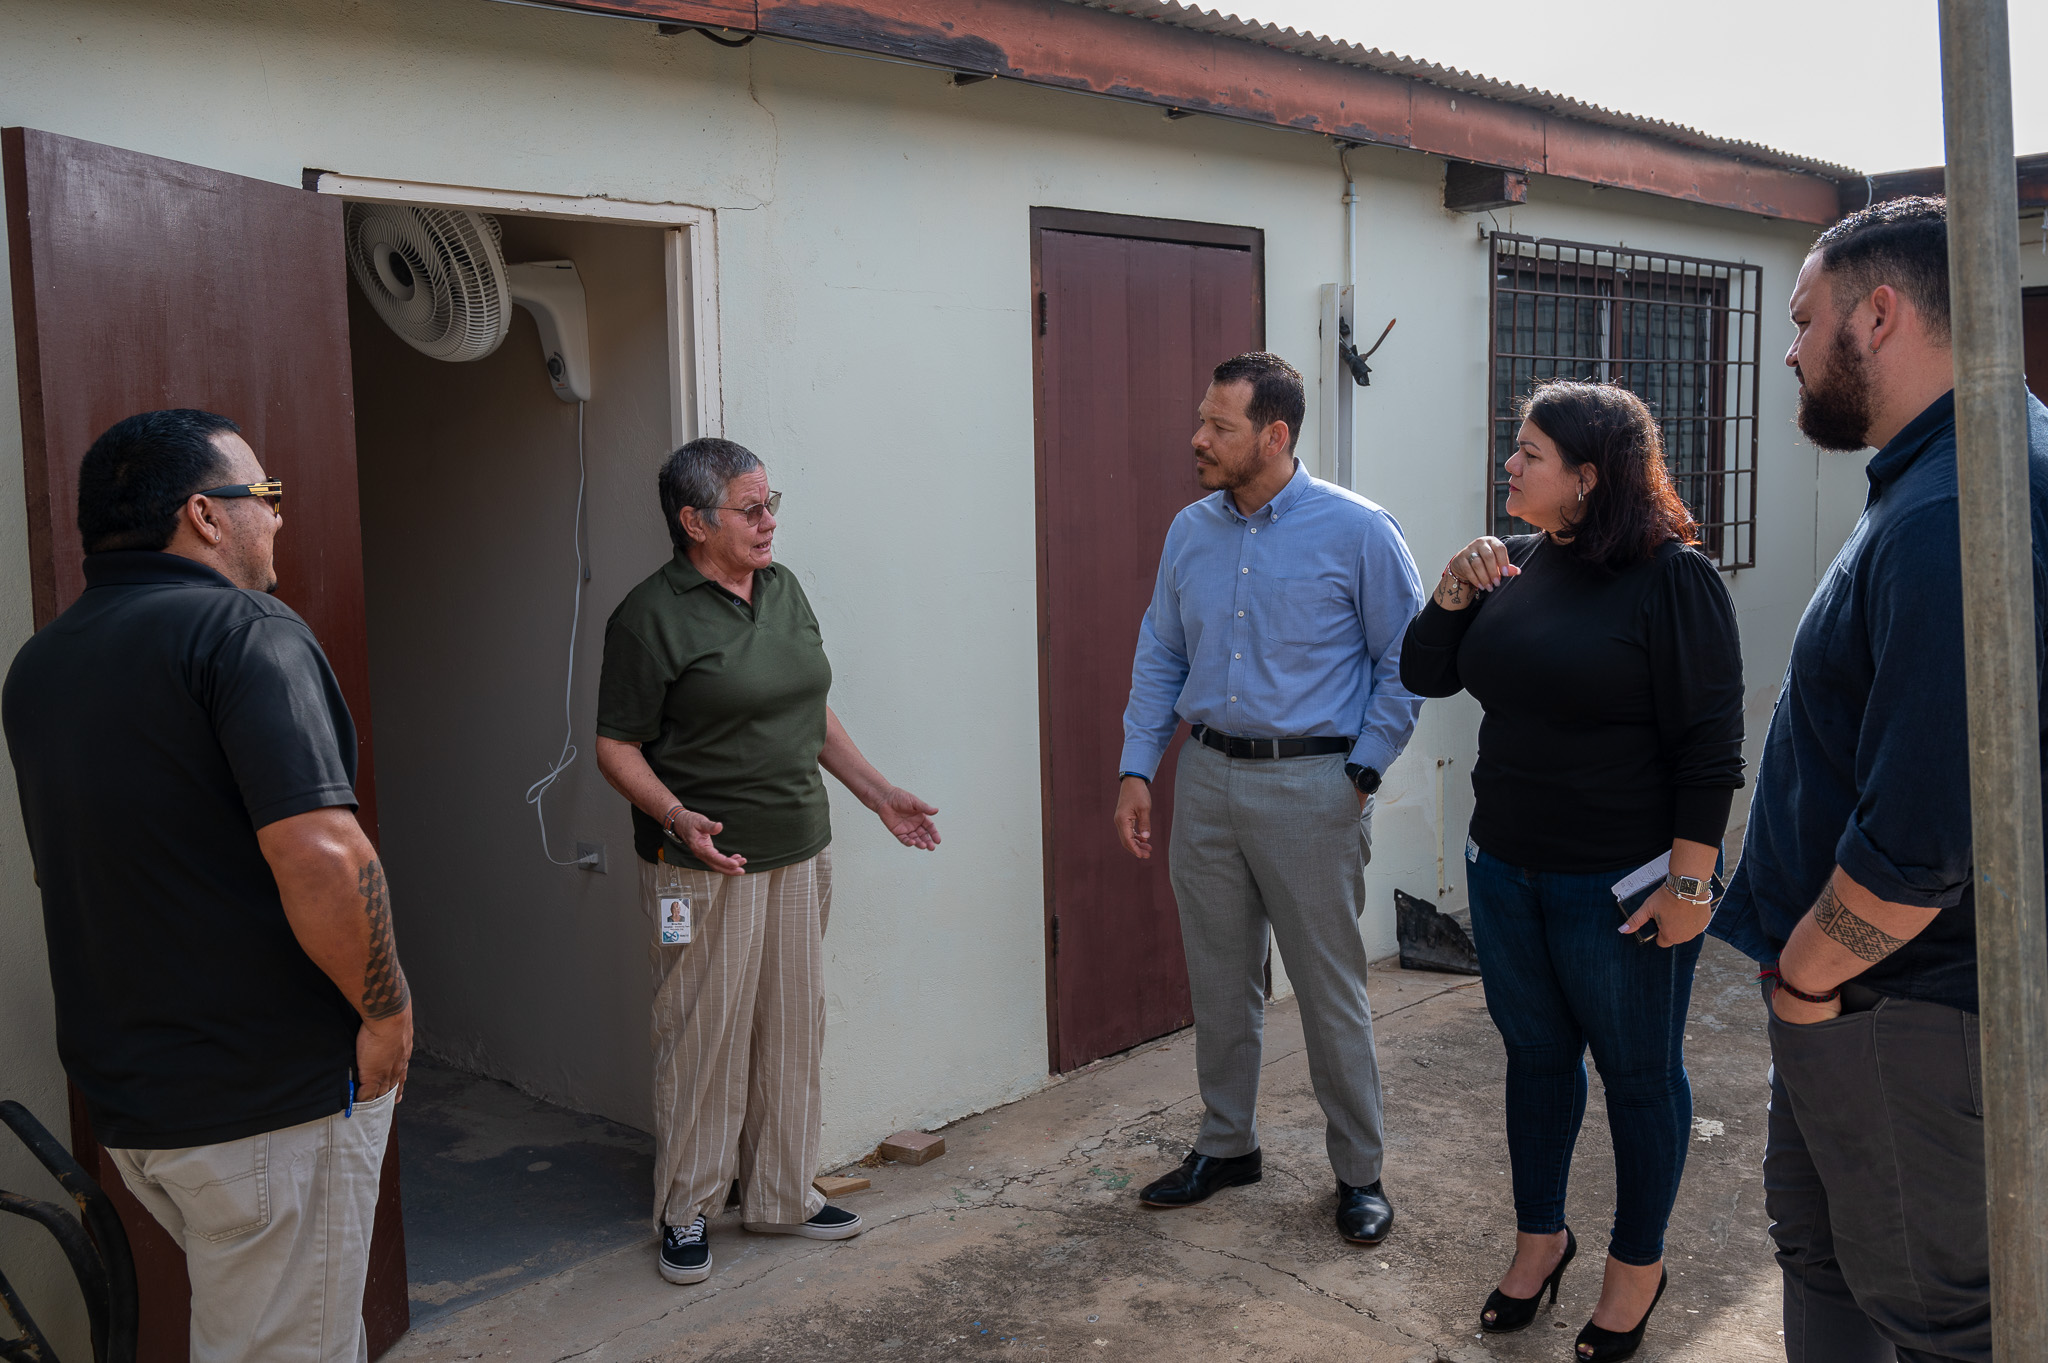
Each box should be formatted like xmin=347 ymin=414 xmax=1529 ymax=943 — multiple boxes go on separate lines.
xmin=1113 ymin=352 xmax=1425 ymax=1246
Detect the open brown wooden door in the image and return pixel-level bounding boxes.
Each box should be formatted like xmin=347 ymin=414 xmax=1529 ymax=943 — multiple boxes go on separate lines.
xmin=4 ymin=127 xmax=407 ymax=1360
xmin=1031 ymin=209 xmax=1263 ymax=1072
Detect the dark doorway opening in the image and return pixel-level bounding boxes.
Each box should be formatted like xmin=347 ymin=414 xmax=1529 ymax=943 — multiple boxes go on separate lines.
xmin=343 ymin=207 xmax=676 ymax=1328
xmin=1030 ymin=208 xmax=1264 ymax=1073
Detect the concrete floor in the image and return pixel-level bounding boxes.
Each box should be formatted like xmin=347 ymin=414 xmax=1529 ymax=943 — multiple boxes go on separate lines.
xmin=386 ymin=937 xmax=1784 ymax=1363
xmin=394 ymin=1060 xmax=656 ymax=1326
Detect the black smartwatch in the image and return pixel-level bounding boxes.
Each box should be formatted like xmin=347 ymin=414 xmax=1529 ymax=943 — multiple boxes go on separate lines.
xmin=1343 ymin=763 xmax=1383 ymax=796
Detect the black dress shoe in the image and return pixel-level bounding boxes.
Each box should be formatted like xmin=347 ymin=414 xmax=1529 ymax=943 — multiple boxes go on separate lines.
xmin=1138 ymin=1149 xmax=1262 ymax=1207
xmin=1335 ymin=1179 xmax=1393 ymax=1244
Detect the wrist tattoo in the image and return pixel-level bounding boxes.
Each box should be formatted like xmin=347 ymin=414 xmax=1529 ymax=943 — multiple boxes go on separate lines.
xmin=1438 ymin=576 xmax=1468 ymax=607
xmin=1813 ymin=881 xmax=1907 ymax=963
xmin=358 ymin=860 xmax=411 ymax=1020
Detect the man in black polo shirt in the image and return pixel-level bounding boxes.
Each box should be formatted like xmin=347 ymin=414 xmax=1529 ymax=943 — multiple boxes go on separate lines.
xmin=4 ymin=410 xmax=413 ymax=1363
xmin=1714 ymin=198 xmax=2048 ymax=1363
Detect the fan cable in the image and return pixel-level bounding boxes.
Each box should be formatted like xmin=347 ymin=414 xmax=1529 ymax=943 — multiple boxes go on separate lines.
xmin=526 ymin=400 xmax=593 ymax=866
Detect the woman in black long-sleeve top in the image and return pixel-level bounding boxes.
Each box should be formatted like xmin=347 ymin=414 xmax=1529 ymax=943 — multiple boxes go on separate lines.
xmin=1401 ymin=382 xmax=1743 ymax=1362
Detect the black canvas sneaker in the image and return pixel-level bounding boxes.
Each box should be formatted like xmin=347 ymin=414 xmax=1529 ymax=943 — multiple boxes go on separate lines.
xmin=659 ymin=1217 xmax=712 ymax=1284
xmin=742 ymin=1203 xmax=864 ymax=1240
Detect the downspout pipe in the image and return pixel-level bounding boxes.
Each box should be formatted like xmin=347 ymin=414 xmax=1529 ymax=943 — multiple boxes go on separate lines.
xmin=1337 ymin=144 xmax=1359 ymax=487
xmin=1938 ymin=0 xmax=2048 ymax=1351
xmin=1341 ymin=144 xmax=1357 ymax=302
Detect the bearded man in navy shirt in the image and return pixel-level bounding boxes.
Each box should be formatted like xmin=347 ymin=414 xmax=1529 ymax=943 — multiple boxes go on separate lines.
xmin=1713 ymin=197 xmax=2048 ymax=1363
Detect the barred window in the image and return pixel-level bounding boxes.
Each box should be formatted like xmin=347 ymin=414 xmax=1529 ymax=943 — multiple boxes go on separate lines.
xmin=1488 ymin=234 xmax=1763 ymax=569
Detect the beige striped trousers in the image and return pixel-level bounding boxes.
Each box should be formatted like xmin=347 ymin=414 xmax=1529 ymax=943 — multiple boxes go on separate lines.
xmin=642 ymin=847 xmax=832 ymax=1231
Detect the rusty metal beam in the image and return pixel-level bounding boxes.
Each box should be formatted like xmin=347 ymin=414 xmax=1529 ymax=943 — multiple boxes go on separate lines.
xmin=1849 ymin=151 xmax=2048 ymax=216
xmin=511 ymin=0 xmax=1845 ymax=223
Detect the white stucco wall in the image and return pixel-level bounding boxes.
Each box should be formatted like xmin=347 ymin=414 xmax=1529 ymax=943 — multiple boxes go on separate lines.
xmin=0 ymin=0 xmax=1855 ymax=1245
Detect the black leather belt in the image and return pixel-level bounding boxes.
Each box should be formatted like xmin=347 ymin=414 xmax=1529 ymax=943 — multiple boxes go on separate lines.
xmin=1191 ymin=724 xmax=1351 ymax=760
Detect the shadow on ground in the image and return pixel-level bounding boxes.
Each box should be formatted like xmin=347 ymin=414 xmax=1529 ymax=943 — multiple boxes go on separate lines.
xmin=395 ymin=1059 xmax=654 ymax=1325
xmin=389 ymin=939 xmax=1783 ymax=1362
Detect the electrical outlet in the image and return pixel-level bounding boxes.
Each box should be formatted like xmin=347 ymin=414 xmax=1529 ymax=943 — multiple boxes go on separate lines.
xmin=575 ymin=841 xmax=607 ymax=874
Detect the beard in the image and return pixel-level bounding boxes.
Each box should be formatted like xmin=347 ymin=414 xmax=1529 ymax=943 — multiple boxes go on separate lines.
xmin=1795 ymin=326 xmax=1876 ymax=452
xmin=1197 ymin=448 xmax=1258 ymax=492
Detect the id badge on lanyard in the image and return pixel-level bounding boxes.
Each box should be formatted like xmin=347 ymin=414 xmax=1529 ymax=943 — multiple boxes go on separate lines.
xmin=658 ymin=892 xmax=692 ymax=946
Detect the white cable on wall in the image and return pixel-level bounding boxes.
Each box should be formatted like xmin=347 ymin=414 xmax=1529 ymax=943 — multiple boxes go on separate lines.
xmin=526 ymin=400 xmax=591 ymax=866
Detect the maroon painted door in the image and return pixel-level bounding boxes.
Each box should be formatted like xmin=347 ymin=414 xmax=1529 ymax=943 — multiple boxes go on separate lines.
xmin=2025 ymin=290 xmax=2047 ymax=401
xmin=1033 ymin=212 xmax=1263 ymax=1072
xmin=4 ymin=127 xmax=408 ymax=1360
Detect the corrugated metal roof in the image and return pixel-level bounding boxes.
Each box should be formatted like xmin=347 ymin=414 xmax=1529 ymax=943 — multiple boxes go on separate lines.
xmin=1068 ymin=0 xmax=1860 ymax=181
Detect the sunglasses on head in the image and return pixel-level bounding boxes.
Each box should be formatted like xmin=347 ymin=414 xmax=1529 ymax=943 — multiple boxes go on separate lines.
xmin=196 ymin=479 xmax=284 ymax=512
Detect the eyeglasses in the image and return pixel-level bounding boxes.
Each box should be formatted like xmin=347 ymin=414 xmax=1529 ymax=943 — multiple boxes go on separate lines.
xmin=196 ymin=478 xmax=284 ymax=513
xmin=701 ymin=490 xmax=781 ymax=526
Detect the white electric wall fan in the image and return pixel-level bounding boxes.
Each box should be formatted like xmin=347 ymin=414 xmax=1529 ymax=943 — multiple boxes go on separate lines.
xmin=344 ymin=202 xmax=592 ymax=402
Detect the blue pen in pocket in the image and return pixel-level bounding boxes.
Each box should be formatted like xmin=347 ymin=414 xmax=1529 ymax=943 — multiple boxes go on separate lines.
xmin=346 ymin=1077 xmax=356 ymax=1119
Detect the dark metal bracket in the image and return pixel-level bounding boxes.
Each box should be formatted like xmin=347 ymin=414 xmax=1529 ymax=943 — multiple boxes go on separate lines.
xmin=1337 ymin=315 xmax=1396 ymax=386
xmin=0 ymin=1102 xmax=136 ymax=1363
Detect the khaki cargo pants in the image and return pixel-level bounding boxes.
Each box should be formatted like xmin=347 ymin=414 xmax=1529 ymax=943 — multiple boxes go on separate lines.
xmin=642 ymin=847 xmax=832 ymax=1232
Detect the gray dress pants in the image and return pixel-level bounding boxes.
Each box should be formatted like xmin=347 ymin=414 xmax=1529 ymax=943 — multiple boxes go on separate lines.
xmin=1763 ymin=983 xmax=1990 ymax=1363
xmin=1168 ymin=741 xmax=1385 ymax=1186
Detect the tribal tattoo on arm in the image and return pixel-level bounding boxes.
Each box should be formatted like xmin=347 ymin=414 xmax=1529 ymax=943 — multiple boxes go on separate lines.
xmin=1812 ymin=880 xmax=1909 ymax=963
xmin=357 ymin=860 xmax=410 ymax=1019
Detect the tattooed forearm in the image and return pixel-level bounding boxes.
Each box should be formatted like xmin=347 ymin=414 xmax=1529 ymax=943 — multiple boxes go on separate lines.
xmin=1436 ymin=575 xmax=1469 ymax=608
xmin=1813 ymin=881 xmax=1908 ymax=963
xmin=357 ymin=860 xmax=410 ymax=1019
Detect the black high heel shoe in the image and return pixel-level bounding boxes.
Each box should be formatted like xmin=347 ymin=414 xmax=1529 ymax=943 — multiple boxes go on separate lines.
xmin=1575 ymin=1267 xmax=1667 ymax=1362
xmin=1479 ymin=1225 xmax=1576 ymax=1333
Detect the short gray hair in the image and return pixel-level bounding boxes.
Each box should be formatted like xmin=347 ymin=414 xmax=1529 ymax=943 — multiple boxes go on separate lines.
xmin=658 ymin=437 xmax=763 ymax=550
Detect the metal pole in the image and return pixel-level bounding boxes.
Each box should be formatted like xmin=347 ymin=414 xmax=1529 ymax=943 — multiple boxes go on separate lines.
xmin=1938 ymin=0 xmax=2048 ymax=1351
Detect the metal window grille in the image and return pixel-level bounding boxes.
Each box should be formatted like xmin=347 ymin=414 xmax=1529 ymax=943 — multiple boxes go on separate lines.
xmin=1488 ymin=234 xmax=1763 ymax=569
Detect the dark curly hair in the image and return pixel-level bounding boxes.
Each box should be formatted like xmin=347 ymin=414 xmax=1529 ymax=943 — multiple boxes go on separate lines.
xmin=1520 ymin=381 xmax=1697 ymax=573
xmin=1812 ymin=195 xmax=1948 ymax=342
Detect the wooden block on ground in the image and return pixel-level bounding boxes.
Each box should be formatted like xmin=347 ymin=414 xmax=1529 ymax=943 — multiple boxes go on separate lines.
xmin=813 ymin=1174 xmax=871 ymax=1197
xmin=877 ymin=1130 xmax=945 ymax=1166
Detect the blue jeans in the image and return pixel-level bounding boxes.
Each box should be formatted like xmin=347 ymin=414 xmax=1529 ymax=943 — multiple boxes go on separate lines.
xmin=1466 ymin=847 xmax=1703 ymax=1266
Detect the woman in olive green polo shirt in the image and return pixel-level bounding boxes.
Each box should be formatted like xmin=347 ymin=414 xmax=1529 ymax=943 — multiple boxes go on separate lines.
xmin=595 ymin=437 xmax=939 ymax=1287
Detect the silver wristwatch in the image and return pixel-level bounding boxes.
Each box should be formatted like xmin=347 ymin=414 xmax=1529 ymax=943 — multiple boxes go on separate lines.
xmin=1665 ymin=873 xmax=1713 ymax=905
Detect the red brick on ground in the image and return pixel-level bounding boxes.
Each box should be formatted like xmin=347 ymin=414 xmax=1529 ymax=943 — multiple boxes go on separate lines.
xmin=877 ymin=1131 xmax=945 ymax=1165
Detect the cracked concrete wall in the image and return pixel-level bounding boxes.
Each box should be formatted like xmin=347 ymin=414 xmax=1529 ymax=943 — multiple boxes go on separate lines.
xmin=0 ymin=0 xmax=1856 ymax=1231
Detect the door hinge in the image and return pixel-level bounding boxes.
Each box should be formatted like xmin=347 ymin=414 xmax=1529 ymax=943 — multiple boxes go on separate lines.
xmin=1050 ymin=915 xmax=1060 ymax=953
xmin=1037 ymin=291 xmax=1047 ymax=336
